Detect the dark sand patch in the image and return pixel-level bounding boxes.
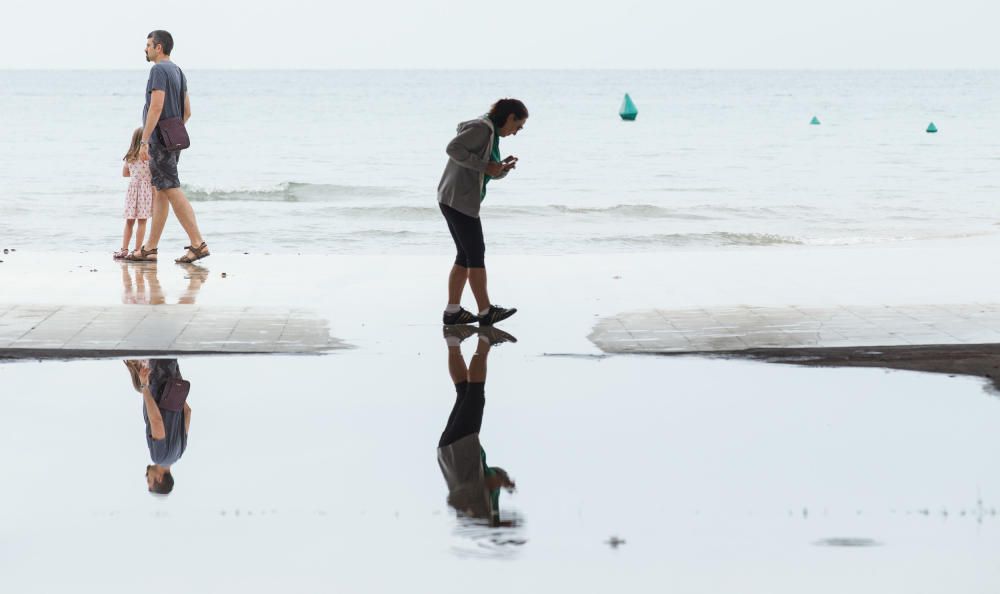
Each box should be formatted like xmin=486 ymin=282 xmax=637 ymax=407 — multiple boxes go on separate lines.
xmin=660 ymin=343 xmax=1000 ymax=390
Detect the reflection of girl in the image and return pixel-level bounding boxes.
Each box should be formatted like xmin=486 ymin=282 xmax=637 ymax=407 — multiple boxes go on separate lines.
xmin=129 ymin=359 xmax=191 ymax=495
xmin=120 ymin=265 xmax=151 ymax=305
xmin=124 ymin=359 xmax=149 ymax=392
xmin=437 ymin=326 xmax=516 ymax=525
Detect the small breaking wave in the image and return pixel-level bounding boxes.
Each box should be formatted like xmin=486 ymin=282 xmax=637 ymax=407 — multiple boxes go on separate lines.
xmin=590 ymin=231 xmax=803 ymax=247
xmin=314 ymin=205 xmax=439 ymax=221
xmin=185 ymin=182 xmax=409 ymax=202
xmin=538 ymin=204 xmax=718 ymax=220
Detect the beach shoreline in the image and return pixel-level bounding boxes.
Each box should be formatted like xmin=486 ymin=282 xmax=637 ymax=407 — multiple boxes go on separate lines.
xmin=3 ymin=233 xmax=999 ymax=306
xmin=2 ymin=236 xmax=1000 ymax=375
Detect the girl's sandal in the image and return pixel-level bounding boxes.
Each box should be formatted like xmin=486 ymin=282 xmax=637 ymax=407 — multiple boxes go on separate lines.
xmin=175 ymin=242 xmax=210 ymax=264
xmin=126 ymin=246 xmax=158 ymax=262
xmin=112 ymin=249 xmax=130 ymax=260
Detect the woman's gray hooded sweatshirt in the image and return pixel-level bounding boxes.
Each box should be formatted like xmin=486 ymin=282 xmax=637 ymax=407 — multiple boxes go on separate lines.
xmin=437 ymin=116 xmax=507 ymax=219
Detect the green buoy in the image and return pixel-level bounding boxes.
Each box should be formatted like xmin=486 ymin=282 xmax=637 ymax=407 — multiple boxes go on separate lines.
xmin=810 ymin=116 xmax=821 ymax=125
xmin=926 ymin=122 xmax=938 ymax=133
xmin=619 ymin=93 xmax=638 ymax=121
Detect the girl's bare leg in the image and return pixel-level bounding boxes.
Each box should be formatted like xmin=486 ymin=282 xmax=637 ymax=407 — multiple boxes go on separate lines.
xmin=122 ymin=219 xmax=135 ymax=252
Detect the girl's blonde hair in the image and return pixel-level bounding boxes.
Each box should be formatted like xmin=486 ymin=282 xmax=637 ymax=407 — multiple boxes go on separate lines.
xmin=123 ymin=127 xmax=143 ymax=163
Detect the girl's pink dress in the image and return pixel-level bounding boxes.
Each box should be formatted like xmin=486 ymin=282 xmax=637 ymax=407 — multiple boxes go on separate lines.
xmin=124 ymin=159 xmax=153 ymax=219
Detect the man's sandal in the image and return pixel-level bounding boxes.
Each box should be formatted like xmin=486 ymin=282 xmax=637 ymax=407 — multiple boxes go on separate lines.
xmin=126 ymin=246 xmax=158 ymax=262
xmin=175 ymin=242 xmax=210 ymax=264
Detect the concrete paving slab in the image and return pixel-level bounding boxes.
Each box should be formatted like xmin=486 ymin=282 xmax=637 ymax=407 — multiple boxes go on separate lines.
xmin=591 ymin=304 xmax=1000 ymax=355
xmin=0 ymin=304 xmax=344 ymax=359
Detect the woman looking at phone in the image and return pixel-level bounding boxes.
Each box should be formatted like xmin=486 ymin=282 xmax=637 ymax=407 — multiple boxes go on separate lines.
xmin=437 ymin=98 xmax=528 ymax=327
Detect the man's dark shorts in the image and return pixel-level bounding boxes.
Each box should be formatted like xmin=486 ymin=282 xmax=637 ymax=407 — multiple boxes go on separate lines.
xmin=149 ymin=143 xmax=181 ymax=190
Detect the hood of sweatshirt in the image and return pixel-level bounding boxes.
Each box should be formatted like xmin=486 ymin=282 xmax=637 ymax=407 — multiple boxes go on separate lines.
xmin=456 ymin=116 xmax=495 ymax=135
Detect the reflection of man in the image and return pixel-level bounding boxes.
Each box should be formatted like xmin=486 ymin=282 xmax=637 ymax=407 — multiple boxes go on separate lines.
xmin=137 ymin=360 xmax=191 ymax=494
xmin=437 ymin=326 xmax=517 ymax=525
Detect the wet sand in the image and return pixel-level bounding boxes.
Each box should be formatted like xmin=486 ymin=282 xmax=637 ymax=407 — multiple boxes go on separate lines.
xmin=736 ymin=343 xmax=1000 ymax=391
xmin=3 ymin=234 xmax=1000 ymax=354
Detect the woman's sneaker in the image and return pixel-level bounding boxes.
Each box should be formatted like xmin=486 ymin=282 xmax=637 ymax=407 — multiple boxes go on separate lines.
xmin=443 ymin=324 xmax=478 ymax=344
xmin=477 ymin=326 xmax=518 ymax=345
xmin=477 ymin=305 xmax=517 ymax=326
xmin=443 ymin=307 xmax=478 ymax=325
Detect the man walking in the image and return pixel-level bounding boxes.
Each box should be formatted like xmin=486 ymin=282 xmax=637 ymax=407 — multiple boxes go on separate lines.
xmin=130 ymin=30 xmax=210 ymax=264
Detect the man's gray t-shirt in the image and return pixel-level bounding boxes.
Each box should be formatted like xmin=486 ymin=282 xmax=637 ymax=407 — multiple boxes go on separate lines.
xmin=143 ymin=61 xmax=187 ymax=145
xmin=143 ymin=359 xmax=188 ymax=466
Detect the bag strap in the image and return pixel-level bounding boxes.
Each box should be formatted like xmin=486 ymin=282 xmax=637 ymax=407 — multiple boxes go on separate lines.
xmin=166 ymin=63 xmax=186 ymax=118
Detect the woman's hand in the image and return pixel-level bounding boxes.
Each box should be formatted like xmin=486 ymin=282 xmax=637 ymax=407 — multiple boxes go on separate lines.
xmin=495 ymin=468 xmax=516 ymax=492
xmin=486 ymin=162 xmax=505 ymax=176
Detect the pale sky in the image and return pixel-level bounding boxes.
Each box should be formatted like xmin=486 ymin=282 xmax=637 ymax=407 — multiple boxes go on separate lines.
xmin=3 ymin=0 xmax=996 ymax=69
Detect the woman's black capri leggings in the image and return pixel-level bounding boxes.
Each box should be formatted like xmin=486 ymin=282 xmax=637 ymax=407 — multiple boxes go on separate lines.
xmin=438 ymin=381 xmax=485 ymax=448
xmin=440 ymin=203 xmax=486 ymax=268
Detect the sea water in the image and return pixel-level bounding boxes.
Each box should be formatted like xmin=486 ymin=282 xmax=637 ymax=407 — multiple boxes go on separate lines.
xmin=1 ymin=69 xmax=998 ymax=254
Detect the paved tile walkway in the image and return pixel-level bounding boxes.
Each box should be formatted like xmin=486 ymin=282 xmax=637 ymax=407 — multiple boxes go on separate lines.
xmin=589 ymin=304 xmax=1000 ymax=354
xmin=0 ymin=305 xmax=343 ymax=356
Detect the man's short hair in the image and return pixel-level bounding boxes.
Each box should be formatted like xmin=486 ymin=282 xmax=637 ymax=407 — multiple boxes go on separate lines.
xmin=150 ymin=471 xmax=175 ymax=494
xmin=147 ymin=30 xmax=174 ymax=56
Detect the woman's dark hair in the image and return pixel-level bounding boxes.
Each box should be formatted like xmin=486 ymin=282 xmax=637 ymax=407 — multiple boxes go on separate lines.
xmin=147 ymin=30 xmax=174 ymax=56
xmin=488 ymin=99 xmax=529 ymax=129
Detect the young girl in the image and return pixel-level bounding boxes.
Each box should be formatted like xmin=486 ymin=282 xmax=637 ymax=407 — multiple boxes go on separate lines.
xmin=115 ymin=128 xmax=154 ymax=260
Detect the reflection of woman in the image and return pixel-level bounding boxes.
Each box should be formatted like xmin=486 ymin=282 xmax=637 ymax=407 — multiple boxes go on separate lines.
xmin=127 ymin=359 xmax=191 ymax=494
xmin=437 ymin=326 xmax=516 ymax=525
xmin=437 ymin=99 xmax=528 ymax=327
